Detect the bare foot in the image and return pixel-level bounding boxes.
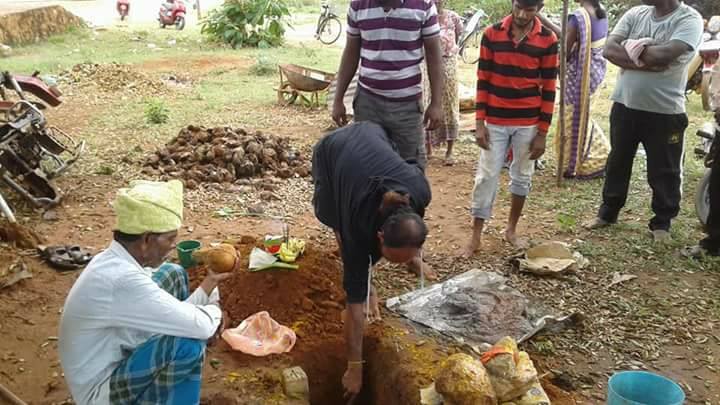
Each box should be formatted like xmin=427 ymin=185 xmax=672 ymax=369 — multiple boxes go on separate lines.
xmin=503 ymin=229 xmax=528 ymax=249
xmin=407 ymin=258 xmax=438 ymax=281
xmin=462 ymin=236 xmax=482 ymax=257
xmin=367 ymin=289 xmax=382 ymax=323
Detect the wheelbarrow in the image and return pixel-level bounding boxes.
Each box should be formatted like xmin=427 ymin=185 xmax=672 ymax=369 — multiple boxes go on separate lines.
xmin=276 ymin=64 xmax=335 ymax=108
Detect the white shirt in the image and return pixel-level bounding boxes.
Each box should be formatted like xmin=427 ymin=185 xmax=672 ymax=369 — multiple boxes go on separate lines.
xmin=59 ymin=241 xmax=222 ymax=404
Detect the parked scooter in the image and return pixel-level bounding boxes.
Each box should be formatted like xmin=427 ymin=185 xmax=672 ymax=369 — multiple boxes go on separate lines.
xmin=117 ymin=0 xmax=130 ymax=21
xmin=159 ymin=0 xmax=186 ymax=31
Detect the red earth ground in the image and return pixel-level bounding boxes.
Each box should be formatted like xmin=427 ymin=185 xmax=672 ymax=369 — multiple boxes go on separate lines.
xmin=1 ymin=55 xmax=718 ymax=404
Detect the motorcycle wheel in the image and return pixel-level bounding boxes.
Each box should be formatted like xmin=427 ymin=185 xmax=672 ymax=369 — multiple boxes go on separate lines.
xmin=120 ymin=14 xmax=126 ymax=21
xmin=176 ymin=17 xmax=186 ymax=30
xmin=695 ymin=168 xmax=712 ymax=225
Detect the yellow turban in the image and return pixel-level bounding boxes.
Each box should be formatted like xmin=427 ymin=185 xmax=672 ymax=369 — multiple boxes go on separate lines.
xmin=113 ymin=180 xmax=184 ymax=235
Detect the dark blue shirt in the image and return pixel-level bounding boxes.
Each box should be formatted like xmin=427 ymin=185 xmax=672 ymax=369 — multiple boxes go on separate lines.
xmin=311 ymin=122 xmax=431 ymax=303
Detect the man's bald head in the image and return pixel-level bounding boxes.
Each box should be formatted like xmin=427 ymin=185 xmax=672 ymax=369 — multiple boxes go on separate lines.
xmin=380 ymin=207 xmax=428 ymax=249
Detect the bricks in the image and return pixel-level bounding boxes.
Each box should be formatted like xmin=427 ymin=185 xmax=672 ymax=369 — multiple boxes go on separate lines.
xmin=282 ymin=366 xmax=310 ymax=404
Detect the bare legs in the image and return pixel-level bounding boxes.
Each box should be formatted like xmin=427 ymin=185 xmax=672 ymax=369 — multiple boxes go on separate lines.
xmin=462 ymin=193 xmax=527 ymax=257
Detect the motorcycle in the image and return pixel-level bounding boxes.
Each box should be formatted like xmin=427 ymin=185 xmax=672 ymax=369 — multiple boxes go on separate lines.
xmin=158 ymin=0 xmax=186 ymax=31
xmin=117 ymin=0 xmax=130 ymax=21
xmin=0 ymin=72 xmax=84 ymax=222
xmin=0 ymin=71 xmax=62 ymax=121
xmin=686 ymin=15 xmax=720 ymax=109
xmin=694 ymin=54 xmax=720 ymax=225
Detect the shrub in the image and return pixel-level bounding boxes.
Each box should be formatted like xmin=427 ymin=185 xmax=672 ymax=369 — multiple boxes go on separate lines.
xmin=201 ymin=0 xmax=291 ymax=48
xmin=144 ymin=98 xmax=170 ymax=125
xmin=249 ymin=55 xmax=277 ymax=76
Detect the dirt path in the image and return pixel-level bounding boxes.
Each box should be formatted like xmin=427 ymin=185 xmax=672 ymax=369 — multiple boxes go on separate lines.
xmin=1 ymin=49 xmax=719 ymax=404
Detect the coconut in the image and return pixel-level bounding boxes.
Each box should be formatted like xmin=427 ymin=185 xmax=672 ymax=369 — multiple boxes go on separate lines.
xmin=232 ymin=147 xmax=245 ymax=164
xmin=294 ymin=166 xmax=310 ymax=177
xmin=204 ymin=148 xmax=216 ymax=163
xmin=246 ymin=141 xmax=262 ymax=155
xmin=192 ymin=243 xmax=239 ymax=273
xmin=147 ymin=154 xmax=160 ymax=166
xmin=236 ymin=160 xmax=255 ymax=177
xmin=277 ymin=167 xmax=293 ymax=179
xmin=185 ymin=179 xmax=198 ymax=190
xmin=262 ymin=148 xmax=277 ymax=163
xmin=212 ymin=144 xmax=225 ymax=158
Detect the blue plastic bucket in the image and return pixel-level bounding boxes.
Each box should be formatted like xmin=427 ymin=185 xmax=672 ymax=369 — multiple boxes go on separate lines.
xmin=607 ymin=371 xmax=685 ymax=405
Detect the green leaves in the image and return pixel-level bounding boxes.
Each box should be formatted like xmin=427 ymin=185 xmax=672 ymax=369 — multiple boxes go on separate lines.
xmin=200 ymin=0 xmax=291 ymax=48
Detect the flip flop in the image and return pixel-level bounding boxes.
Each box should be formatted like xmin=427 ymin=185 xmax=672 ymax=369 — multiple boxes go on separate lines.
xmin=67 ymin=245 xmax=93 ymax=265
xmin=39 ymin=245 xmax=93 ymax=271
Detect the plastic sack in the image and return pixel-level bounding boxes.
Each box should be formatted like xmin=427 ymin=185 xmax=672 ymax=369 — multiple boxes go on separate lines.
xmin=435 ymin=353 xmax=497 ymax=405
xmin=221 ymin=311 xmax=297 ymax=356
xmin=482 ymin=337 xmax=538 ymax=402
xmin=501 ymin=379 xmax=550 ymax=405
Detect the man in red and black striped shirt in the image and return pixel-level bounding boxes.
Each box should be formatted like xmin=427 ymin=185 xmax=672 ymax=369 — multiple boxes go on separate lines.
xmin=464 ymin=0 xmax=558 ymax=255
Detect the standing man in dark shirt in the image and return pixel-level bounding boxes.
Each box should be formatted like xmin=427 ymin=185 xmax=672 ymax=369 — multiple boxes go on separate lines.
xmin=312 ymin=121 xmax=431 ymax=396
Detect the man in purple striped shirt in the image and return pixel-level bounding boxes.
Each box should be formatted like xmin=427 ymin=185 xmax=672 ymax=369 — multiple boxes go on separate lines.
xmin=331 ymin=0 xmax=445 ymax=169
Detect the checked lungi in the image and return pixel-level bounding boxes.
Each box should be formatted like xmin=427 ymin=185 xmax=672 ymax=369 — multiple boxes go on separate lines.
xmin=109 ymin=264 xmax=206 ymax=404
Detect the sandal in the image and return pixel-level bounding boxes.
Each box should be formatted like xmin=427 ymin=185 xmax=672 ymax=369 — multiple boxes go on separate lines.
xmin=39 ymin=245 xmax=93 ymax=271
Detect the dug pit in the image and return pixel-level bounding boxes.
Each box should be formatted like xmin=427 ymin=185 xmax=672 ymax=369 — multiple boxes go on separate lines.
xmin=192 ymin=238 xmax=444 ymax=404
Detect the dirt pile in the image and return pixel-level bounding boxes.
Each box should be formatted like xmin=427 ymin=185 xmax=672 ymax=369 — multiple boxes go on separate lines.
xmin=142 ymin=126 xmax=312 ymax=189
xmin=59 ymin=63 xmax=167 ymax=95
xmin=0 ymin=6 xmax=84 ymax=46
xmin=215 ymin=239 xmax=344 ymax=344
xmin=0 ymin=221 xmax=42 ymax=249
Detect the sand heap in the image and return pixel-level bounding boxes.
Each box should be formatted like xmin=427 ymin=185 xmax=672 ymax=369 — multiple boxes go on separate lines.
xmin=142 ymin=126 xmax=311 ymax=189
xmin=59 ymin=62 xmax=167 ymax=95
xmin=189 ymin=238 xmax=344 ymax=345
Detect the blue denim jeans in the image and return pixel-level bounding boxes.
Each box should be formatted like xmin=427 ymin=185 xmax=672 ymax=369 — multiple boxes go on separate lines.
xmin=471 ymin=124 xmax=537 ymax=220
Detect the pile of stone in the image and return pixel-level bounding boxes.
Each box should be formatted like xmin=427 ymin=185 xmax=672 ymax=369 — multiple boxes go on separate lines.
xmin=142 ymin=125 xmax=311 ymax=189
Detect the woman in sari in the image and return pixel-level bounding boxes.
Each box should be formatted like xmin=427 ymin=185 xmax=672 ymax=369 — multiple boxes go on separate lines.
xmin=422 ymin=0 xmax=462 ymax=166
xmin=541 ymin=0 xmax=610 ymax=179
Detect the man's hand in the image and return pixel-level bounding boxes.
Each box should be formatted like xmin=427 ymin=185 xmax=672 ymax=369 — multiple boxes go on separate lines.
xmin=200 ymin=268 xmax=233 ymax=295
xmin=475 ymin=121 xmax=490 ymax=150
xmin=343 ymin=365 xmax=363 ymax=398
xmin=529 ymin=133 xmax=547 ymax=160
xmin=332 ymin=100 xmax=349 ymax=127
xmin=424 ymin=102 xmax=442 ymax=131
xmin=208 ymin=310 xmax=229 ymax=346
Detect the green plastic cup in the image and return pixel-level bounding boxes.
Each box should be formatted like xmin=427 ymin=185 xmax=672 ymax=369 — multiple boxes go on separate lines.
xmin=176 ymin=240 xmax=201 ymax=269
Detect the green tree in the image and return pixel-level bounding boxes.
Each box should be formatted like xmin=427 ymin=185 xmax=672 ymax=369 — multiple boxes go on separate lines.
xmin=201 ymin=0 xmax=292 ymax=48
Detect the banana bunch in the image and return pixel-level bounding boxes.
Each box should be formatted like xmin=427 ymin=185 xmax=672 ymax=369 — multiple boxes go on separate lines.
xmin=278 ymin=238 xmax=305 ymax=263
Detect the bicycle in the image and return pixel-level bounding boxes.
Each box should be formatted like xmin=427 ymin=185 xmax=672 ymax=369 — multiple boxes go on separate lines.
xmin=315 ymin=2 xmax=342 ymax=45
xmin=458 ymin=8 xmax=487 ymax=64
